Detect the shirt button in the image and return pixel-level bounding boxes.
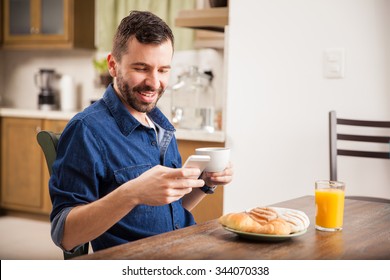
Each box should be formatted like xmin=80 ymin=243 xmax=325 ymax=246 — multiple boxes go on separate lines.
xmin=151 ymin=140 xmax=157 ymax=146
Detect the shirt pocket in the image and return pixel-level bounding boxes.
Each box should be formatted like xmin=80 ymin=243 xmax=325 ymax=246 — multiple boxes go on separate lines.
xmin=113 ymin=164 xmax=152 ymax=185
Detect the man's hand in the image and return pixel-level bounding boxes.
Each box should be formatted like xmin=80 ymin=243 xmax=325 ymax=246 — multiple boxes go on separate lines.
xmin=128 ymin=165 xmax=205 ymax=206
xmin=201 ymin=162 xmax=234 ymax=187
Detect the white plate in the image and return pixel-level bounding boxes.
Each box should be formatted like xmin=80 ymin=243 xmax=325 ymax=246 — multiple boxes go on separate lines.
xmin=222 ymin=226 xmax=307 ymax=241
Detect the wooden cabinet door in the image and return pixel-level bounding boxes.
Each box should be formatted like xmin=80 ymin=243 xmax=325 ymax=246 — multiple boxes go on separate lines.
xmin=177 ymin=140 xmax=225 ymax=223
xmin=41 ymin=119 xmax=68 ymax=214
xmin=0 ymin=0 xmax=3 ymax=44
xmin=2 ymin=0 xmax=94 ymax=49
xmin=1 ymin=117 xmax=44 ymax=213
xmin=43 ymin=119 xmax=68 ymax=134
xmin=3 ymin=0 xmax=69 ymax=44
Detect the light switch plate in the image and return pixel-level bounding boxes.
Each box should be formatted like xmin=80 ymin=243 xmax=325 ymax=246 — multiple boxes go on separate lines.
xmin=323 ymin=48 xmax=345 ymax=79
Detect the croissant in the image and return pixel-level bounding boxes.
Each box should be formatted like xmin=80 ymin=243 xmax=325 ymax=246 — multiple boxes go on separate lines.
xmin=219 ymin=207 xmax=310 ymax=235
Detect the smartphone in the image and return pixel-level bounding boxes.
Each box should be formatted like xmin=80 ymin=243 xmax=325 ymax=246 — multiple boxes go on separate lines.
xmin=182 ymin=155 xmax=211 ymax=174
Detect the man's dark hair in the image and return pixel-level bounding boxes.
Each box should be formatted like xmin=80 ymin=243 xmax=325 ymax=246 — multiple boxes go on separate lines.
xmin=112 ymin=11 xmax=174 ymax=61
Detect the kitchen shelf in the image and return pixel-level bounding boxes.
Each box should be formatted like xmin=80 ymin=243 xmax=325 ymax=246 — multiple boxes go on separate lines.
xmin=175 ymin=7 xmax=228 ymax=33
xmin=194 ymin=30 xmax=225 ymax=49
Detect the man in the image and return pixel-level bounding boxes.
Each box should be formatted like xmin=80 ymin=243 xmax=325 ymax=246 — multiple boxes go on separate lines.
xmin=49 ymin=11 xmax=233 ymax=253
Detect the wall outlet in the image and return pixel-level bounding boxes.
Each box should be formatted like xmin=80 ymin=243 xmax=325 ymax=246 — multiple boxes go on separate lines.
xmin=323 ymin=48 xmax=345 ymax=79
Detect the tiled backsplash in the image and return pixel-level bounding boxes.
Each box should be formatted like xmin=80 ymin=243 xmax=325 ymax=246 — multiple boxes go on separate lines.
xmin=1 ymin=50 xmax=96 ymax=110
xmin=1 ymin=48 xmax=224 ymax=119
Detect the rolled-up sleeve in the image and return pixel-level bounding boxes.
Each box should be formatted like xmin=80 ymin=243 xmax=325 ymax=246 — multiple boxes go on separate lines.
xmin=50 ymin=207 xmax=72 ymax=251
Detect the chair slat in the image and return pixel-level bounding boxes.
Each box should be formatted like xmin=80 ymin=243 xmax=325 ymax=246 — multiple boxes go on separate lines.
xmin=337 ymin=134 xmax=390 ymax=143
xmin=337 ymin=149 xmax=389 ymax=159
xmin=337 ymin=118 xmax=390 ymax=128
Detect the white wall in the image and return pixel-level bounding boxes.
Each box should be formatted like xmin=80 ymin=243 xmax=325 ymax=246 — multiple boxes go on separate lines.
xmin=224 ymin=0 xmax=390 ymax=213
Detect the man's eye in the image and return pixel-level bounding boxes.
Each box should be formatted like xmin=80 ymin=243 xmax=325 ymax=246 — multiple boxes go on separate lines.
xmin=159 ymin=68 xmax=170 ymax=73
xmin=134 ymin=68 xmax=147 ymax=72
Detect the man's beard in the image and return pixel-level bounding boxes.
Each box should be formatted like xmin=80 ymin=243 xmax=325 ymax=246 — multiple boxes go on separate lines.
xmin=116 ymin=71 xmax=164 ymax=113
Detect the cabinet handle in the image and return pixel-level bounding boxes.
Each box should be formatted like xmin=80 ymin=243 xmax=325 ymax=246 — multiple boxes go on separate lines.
xmin=36 ymin=126 xmax=42 ymax=133
xmin=30 ymin=27 xmax=40 ymax=34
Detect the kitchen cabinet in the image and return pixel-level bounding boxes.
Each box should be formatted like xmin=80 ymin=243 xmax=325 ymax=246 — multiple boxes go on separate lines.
xmin=0 ymin=0 xmax=3 ymax=45
xmin=2 ymin=0 xmax=94 ymax=49
xmin=0 ymin=117 xmax=67 ymax=215
xmin=177 ymin=139 xmax=225 ymax=223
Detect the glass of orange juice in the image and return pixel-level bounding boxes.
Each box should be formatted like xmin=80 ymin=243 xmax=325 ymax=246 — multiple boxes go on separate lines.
xmin=315 ymin=180 xmax=345 ymax=231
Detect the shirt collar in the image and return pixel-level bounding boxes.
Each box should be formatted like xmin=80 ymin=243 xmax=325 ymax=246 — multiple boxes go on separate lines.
xmin=102 ymin=84 xmax=175 ymax=136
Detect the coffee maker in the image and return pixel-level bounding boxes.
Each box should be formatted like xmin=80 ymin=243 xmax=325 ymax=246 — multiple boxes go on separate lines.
xmin=34 ymin=69 xmax=57 ymax=110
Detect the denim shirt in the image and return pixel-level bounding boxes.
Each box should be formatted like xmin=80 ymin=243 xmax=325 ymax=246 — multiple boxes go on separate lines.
xmin=49 ymin=85 xmax=195 ymax=252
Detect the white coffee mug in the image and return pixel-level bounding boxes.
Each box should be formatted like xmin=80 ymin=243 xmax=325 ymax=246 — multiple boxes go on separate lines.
xmin=195 ymin=147 xmax=230 ymax=172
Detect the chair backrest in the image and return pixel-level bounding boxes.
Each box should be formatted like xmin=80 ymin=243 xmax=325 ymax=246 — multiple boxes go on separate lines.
xmin=37 ymin=131 xmax=61 ymax=176
xmin=36 ymin=130 xmax=90 ymax=259
xmin=329 ymin=111 xmax=390 ymax=202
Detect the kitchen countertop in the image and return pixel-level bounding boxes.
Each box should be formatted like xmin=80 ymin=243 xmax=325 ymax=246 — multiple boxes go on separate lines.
xmin=0 ymin=107 xmax=225 ymax=142
xmin=0 ymin=107 xmax=78 ymax=120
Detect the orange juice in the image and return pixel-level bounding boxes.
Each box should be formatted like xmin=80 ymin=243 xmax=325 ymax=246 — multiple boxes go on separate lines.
xmin=315 ymin=181 xmax=345 ymax=231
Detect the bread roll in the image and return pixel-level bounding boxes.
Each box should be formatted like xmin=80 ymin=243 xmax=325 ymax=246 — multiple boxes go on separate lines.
xmin=219 ymin=212 xmax=263 ymax=233
xmin=270 ymin=207 xmax=310 ymax=233
xmin=219 ymin=207 xmax=310 ymax=235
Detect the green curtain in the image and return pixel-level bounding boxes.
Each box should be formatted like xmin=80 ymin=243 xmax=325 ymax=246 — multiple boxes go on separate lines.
xmin=96 ymin=0 xmax=195 ymax=52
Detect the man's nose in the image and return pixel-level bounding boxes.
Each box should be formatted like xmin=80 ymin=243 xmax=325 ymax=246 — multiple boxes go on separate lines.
xmin=145 ymin=71 xmax=160 ymax=90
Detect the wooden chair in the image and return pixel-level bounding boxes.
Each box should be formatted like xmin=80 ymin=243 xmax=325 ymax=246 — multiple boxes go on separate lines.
xmin=36 ymin=130 xmax=90 ymax=259
xmin=329 ymin=111 xmax=390 ymax=203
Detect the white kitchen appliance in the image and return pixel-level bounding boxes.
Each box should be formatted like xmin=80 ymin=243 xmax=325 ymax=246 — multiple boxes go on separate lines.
xmin=59 ymin=75 xmax=77 ymax=111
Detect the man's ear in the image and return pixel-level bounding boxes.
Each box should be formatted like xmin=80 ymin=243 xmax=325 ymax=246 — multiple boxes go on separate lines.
xmin=107 ymin=53 xmax=117 ymax=77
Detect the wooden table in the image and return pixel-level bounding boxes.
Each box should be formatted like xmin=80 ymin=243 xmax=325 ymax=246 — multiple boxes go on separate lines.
xmin=77 ymin=196 xmax=390 ymax=260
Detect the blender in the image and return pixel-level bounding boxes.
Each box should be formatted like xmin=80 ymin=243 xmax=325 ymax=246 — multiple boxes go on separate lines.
xmin=34 ymin=69 xmax=57 ymax=110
